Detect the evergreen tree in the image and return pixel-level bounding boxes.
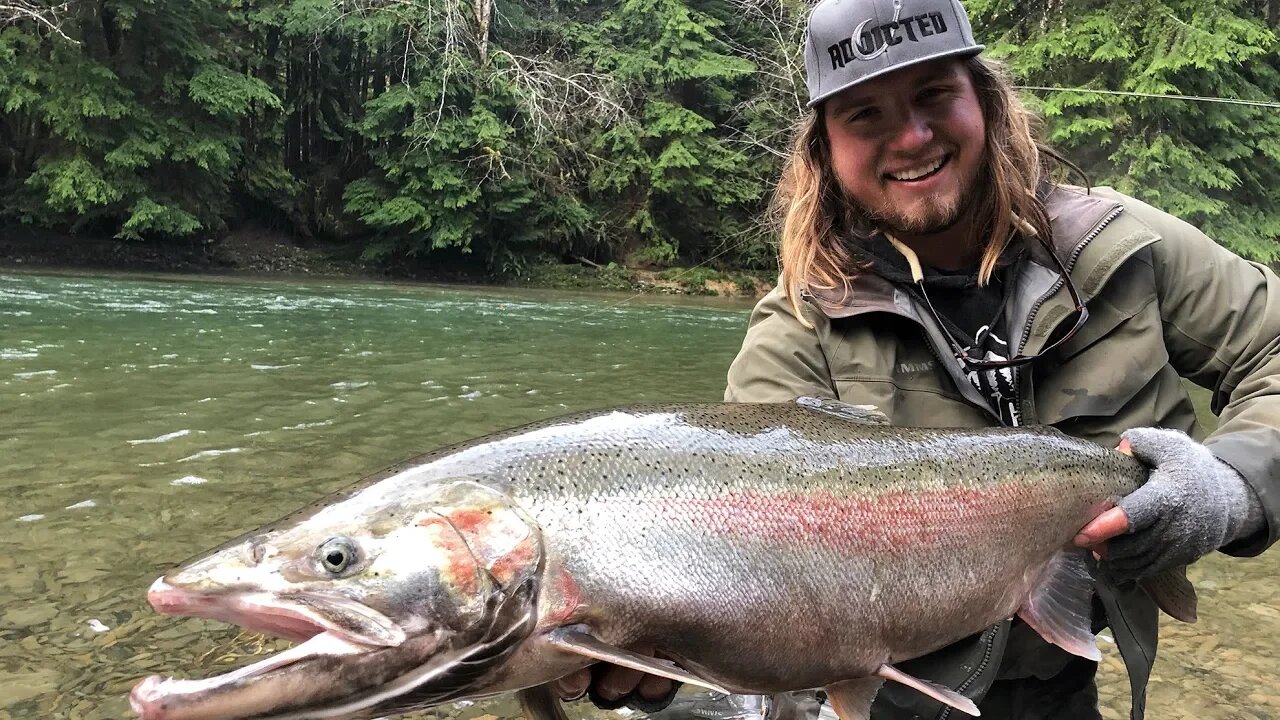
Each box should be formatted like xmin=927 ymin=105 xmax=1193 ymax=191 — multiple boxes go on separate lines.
xmin=969 ymin=0 xmax=1280 ymax=259
xmin=1 ymin=0 xmax=1277 ymax=270
xmin=0 ymin=0 xmax=281 ymax=239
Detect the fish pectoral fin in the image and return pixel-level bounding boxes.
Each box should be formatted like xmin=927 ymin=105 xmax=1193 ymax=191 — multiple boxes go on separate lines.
xmin=544 ymin=627 xmax=730 ymax=694
xmin=874 ymin=664 xmax=980 ymax=717
xmin=1017 ymin=550 xmax=1101 ymax=662
xmin=794 ymin=397 xmax=890 ymax=425
xmin=823 ymin=677 xmax=884 ymax=720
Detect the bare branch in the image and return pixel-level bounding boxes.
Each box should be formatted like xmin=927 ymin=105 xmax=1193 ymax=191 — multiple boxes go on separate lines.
xmin=491 ymin=50 xmax=629 ymax=144
xmin=1 ymin=0 xmax=76 ymax=43
xmin=717 ymin=0 xmax=807 ymax=160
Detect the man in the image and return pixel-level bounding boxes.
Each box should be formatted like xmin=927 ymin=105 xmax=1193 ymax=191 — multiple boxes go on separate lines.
xmin=557 ymin=0 xmax=1280 ymax=717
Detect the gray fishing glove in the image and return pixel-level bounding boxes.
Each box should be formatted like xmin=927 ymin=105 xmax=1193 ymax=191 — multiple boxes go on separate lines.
xmin=1106 ymin=427 xmax=1266 ymax=579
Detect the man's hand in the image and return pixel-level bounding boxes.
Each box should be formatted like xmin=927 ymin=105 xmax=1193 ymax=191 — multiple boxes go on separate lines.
xmin=1073 ymin=428 xmax=1264 ymax=579
xmin=553 ymin=656 xmax=680 ymax=711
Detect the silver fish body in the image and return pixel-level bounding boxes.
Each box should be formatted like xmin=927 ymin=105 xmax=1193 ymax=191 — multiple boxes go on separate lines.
xmin=130 ymin=399 xmax=1193 ymax=720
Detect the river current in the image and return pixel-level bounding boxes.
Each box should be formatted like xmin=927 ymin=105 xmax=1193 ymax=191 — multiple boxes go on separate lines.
xmin=0 ymin=271 xmax=1275 ymax=719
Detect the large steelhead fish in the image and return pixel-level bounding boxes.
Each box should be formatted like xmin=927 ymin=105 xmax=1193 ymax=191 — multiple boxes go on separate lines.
xmin=130 ymin=398 xmax=1196 ymax=720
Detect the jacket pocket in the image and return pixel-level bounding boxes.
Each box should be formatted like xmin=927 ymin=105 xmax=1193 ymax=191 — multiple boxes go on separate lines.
xmin=826 ymin=319 xmax=992 ymax=426
xmin=1039 ymin=294 xmax=1172 ymax=422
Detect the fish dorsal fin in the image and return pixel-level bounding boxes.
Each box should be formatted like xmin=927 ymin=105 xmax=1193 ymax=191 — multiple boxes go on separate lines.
xmin=1017 ymin=551 xmax=1101 ymax=661
xmin=795 ymin=396 xmax=890 ymax=425
xmin=545 ymin=627 xmax=730 ymax=694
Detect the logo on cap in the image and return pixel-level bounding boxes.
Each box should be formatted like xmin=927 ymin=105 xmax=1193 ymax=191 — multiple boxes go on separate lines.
xmin=826 ymin=0 xmax=951 ymax=69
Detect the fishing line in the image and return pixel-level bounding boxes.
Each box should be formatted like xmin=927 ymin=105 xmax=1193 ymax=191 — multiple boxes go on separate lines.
xmin=1015 ymin=86 xmax=1280 ymax=108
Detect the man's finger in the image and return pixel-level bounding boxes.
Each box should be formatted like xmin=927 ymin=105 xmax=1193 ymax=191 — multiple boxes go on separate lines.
xmin=597 ymin=663 xmax=646 ymax=702
xmin=554 ymin=668 xmax=591 ymax=701
xmin=1074 ymin=506 xmax=1131 ymax=547
xmin=637 ymin=673 xmax=677 ymax=702
xmin=1116 ymin=438 xmax=1133 ymax=456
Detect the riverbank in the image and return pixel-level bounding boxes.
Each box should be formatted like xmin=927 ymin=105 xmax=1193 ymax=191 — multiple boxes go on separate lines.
xmin=0 ymin=225 xmax=772 ymax=298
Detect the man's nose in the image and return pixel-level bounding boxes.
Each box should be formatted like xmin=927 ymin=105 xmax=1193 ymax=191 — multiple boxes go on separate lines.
xmin=887 ymin=114 xmax=933 ymax=153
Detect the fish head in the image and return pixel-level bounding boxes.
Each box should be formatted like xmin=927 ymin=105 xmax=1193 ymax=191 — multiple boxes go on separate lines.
xmin=132 ymin=479 xmax=544 ymax=720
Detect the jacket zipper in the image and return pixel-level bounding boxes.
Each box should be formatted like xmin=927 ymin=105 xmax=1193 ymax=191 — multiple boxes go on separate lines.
xmin=1016 ymin=206 xmax=1124 ymax=355
xmin=1015 ymin=206 xmax=1124 ymax=421
xmin=933 ymin=623 xmax=1001 ymax=720
xmin=806 ymin=290 xmax=1003 ymax=423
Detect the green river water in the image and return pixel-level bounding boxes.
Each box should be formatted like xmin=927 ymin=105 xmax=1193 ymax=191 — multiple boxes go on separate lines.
xmin=1 ymin=271 xmax=1276 ymax=720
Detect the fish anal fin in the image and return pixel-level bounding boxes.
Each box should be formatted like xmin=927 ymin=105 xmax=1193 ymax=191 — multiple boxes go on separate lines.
xmin=545 ymin=627 xmax=730 ymax=694
xmin=875 ymin=664 xmax=980 ymax=717
xmin=795 ymin=397 xmax=890 ymax=425
xmin=1017 ymin=551 xmax=1101 ymax=662
xmin=824 ymin=677 xmax=884 ymax=720
xmin=1140 ymin=566 xmax=1198 ymax=623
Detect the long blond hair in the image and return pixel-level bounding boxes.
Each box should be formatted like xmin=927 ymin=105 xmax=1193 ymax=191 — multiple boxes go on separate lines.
xmin=773 ymin=57 xmax=1056 ymax=324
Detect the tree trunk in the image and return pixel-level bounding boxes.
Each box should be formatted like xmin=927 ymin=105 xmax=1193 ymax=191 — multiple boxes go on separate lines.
xmin=474 ymin=0 xmax=492 ymax=64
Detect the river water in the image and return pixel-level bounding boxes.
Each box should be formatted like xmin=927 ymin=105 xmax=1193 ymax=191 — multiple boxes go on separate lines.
xmin=1 ymin=271 xmax=1276 ymax=719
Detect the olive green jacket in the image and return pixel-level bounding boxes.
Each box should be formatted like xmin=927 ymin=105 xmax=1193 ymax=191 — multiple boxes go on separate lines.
xmin=724 ymin=186 xmax=1280 ymax=718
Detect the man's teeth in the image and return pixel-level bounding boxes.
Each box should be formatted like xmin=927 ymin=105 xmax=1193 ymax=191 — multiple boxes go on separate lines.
xmin=888 ymin=157 xmax=945 ymax=181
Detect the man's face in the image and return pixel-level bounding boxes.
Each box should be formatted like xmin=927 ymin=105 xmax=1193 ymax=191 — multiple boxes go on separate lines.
xmin=822 ymin=58 xmax=986 ymax=236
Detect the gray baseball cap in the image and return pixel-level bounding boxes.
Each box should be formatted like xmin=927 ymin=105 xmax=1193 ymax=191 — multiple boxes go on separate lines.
xmin=804 ymin=0 xmax=984 ymax=107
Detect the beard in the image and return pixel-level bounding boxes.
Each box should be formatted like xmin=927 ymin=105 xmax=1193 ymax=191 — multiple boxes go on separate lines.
xmin=867 ymin=190 xmax=967 ymax=235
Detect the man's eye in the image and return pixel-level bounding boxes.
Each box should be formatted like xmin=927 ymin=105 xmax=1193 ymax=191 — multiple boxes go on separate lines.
xmin=848 ymin=108 xmax=878 ymax=123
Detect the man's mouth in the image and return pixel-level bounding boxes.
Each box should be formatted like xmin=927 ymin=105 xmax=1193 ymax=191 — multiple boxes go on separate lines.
xmin=885 ymin=154 xmax=950 ymax=182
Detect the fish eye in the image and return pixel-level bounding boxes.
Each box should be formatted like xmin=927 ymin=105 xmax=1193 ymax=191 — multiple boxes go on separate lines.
xmin=318 ymin=537 xmax=359 ymax=575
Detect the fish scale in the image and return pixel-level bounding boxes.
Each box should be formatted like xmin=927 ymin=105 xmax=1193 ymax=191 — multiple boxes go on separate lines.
xmin=130 ymin=399 xmax=1195 ymax=720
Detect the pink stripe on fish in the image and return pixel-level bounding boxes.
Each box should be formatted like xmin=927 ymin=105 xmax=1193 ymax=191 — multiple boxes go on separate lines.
xmin=657 ymin=484 xmax=1044 ymax=552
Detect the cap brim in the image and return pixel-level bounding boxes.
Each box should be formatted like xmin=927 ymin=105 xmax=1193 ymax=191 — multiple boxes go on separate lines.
xmin=807 ymin=45 xmax=985 ymax=108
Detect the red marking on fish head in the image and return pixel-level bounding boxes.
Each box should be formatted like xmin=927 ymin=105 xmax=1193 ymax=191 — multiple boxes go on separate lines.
xmin=416 ymin=514 xmax=482 ymax=595
xmin=436 ymin=500 xmax=541 ymax=590
xmin=443 ymin=507 xmax=491 ymax=535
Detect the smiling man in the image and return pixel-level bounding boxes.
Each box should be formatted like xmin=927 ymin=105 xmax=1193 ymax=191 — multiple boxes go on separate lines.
xmin=558 ymin=0 xmax=1280 ymax=718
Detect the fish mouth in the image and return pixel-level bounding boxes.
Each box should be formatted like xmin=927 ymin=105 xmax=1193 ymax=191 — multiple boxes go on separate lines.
xmin=129 ymin=578 xmax=420 ymax=720
xmin=129 ymin=629 xmax=376 ymax=720
xmin=130 ymin=575 xmax=539 ymax=720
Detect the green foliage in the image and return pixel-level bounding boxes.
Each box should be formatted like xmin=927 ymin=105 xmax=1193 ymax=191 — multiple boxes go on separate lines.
xmin=118 ymin=197 xmax=203 ymax=240
xmin=1 ymin=0 xmax=1277 ymax=268
xmin=970 ymin=0 xmax=1280 ymax=260
xmin=0 ymin=0 xmax=278 ymax=238
xmin=188 ymin=65 xmax=281 ymax=117
xmin=26 ymin=155 xmax=124 ymax=214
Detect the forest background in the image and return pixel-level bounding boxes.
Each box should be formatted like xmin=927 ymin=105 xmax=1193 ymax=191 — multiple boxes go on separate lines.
xmin=1 ymin=0 xmax=1278 ymax=289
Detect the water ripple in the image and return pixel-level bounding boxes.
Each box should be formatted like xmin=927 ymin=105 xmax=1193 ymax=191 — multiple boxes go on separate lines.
xmin=175 ymin=448 xmax=243 ymax=463
xmin=128 ymin=430 xmax=192 ymax=445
